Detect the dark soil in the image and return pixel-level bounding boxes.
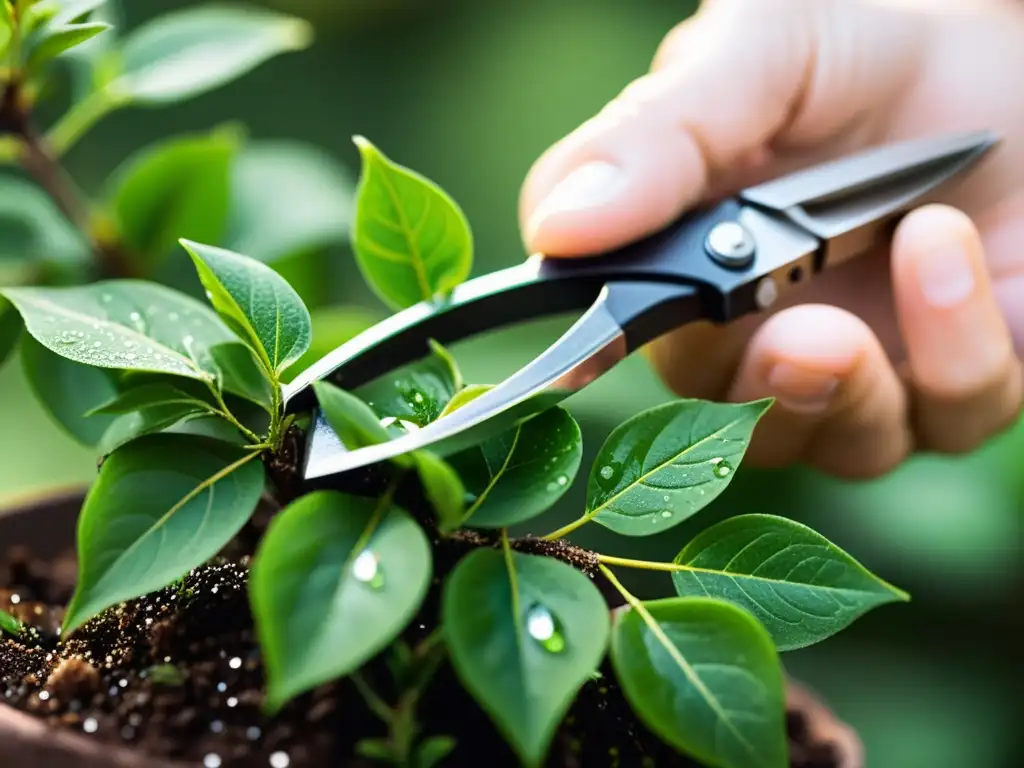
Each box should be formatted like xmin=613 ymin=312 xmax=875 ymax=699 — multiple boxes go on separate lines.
xmin=1 ymin=496 xmax=845 ymax=768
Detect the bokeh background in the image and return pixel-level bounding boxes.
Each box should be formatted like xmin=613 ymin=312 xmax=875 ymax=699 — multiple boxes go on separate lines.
xmin=1 ymin=1 xmax=1021 ymax=766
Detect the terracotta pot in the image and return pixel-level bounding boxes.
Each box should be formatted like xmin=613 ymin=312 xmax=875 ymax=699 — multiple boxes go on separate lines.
xmin=0 ymin=488 xmax=865 ymax=768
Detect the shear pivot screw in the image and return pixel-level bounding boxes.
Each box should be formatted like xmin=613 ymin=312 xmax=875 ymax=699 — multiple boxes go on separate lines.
xmin=706 ymin=221 xmax=755 ymax=269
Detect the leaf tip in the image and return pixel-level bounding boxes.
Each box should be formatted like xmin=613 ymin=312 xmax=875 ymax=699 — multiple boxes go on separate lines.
xmin=280 ymin=17 xmax=314 ymax=50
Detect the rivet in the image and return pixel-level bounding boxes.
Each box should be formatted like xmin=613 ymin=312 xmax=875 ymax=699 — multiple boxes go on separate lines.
xmin=706 ymin=221 xmax=755 ymax=269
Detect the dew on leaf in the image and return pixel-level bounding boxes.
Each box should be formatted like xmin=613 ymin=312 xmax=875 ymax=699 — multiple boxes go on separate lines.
xmin=713 ymin=461 xmax=733 ymax=478
xmin=599 ymin=465 xmax=614 ymax=480
xmin=525 ymin=603 xmax=566 ymax=653
xmin=352 ymin=549 xmax=385 ymax=589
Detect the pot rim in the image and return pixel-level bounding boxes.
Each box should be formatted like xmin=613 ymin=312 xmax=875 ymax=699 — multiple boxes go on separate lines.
xmin=1 ymin=489 xmax=864 ymax=768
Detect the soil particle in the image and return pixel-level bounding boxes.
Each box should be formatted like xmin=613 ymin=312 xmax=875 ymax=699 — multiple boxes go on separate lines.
xmin=1 ymin=508 xmax=847 ymax=768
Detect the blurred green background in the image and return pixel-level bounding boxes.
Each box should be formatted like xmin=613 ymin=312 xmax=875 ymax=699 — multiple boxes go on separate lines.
xmin=1 ymin=1 xmax=1021 ymax=766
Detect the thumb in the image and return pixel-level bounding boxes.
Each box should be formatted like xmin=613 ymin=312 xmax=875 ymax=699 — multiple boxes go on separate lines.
xmin=519 ymin=0 xmax=926 ymax=257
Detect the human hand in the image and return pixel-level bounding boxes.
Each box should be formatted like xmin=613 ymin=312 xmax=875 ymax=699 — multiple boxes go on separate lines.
xmin=519 ymin=0 xmax=1024 ymax=479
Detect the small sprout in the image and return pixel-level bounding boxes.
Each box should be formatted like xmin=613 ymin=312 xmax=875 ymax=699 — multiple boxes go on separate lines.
xmin=147 ymin=663 xmax=185 ymax=687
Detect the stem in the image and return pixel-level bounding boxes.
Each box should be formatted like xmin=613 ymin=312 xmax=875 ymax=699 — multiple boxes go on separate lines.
xmin=351 ymin=672 xmax=393 ymax=725
xmin=598 ymin=563 xmax=643 ymax=611
xmin=203 ymin=379 xmax=263 ymax=445
xmin=596 ymin=554 xmax=694 ymax=574
xmin=46 ymin=88 xmax=120 ymax=158
xmin=18 ymin=122 xmax=90 ymax=232
xmin=541 ymin=514 xmax=591 ymax=541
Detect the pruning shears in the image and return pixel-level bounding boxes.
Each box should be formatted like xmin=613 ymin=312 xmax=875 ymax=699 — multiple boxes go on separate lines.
xmin=283 ymin=130 xmax=999 ymax=485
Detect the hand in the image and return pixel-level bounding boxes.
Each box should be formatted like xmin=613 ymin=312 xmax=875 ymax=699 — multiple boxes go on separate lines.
xmin=518 ymin=0 xmax=1024 ymax=479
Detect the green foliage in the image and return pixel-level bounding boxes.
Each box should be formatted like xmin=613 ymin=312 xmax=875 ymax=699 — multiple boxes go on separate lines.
xmin=351 ymin=136 xmax=473 ymax=310
xmin=672 ymin=514 xmax=910 ymax=651
xmin=609 ymin=594 xmax=788 ymax=768
xmin=0 ymin=9 xmax=911 ymax=764
xmin=62 ymin=433 xmax=265 ymax=634
xmin=0 ymin=607 xmax=23 ymax=637
xmin=447 ymin=405 xmax=583 ymax=529
xmin=182 ymin=239 xmax=311 ymax=380
xmin=112 ymin=5 xmax=312 ymax=105
xmin=443 ymin=546 xmax=610 ymax=767
xmin=584 ymin=398 xmax=771 ymax=536
xmin=250 ymin=490 xmax=432 ymax=712
xmin=106 ymin=127 xmax=241 ymax=265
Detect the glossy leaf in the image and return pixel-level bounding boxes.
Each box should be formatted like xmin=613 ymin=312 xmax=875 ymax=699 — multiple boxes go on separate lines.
xmin=418 ymin=736 xmax=457 ymax=768
xmin=587 ymin=399 xmax=771 ymax=536
xmin=283 ymin=305 xmax=380 ymax=383
xmin=182 ymin=240 xmax=311 ymax=378
xmin=443 ymin=548 xmax=610 ymax=768
xmin=224 ymin=140 xmax=355 ymax=264
xmin=356 ymin=340 xmax=461 ymax=426
xmin=88 ymin=381 xmax=213 ymax=416
xmin=108 ymin=128 xmax=240 ymax=263
xmin=26 ymin=20 xmax=110 ymax=71
xmin=447 ymin=407 xmax=582 ymax=529
xmin=351 ymin=137 xmax=473 ymax=310
xmin=112 ymin=5 xmax=311 ymax=105
xmin=21 ymin=334 xmax=118 ymax=446
xmin=413 ymin=451 xmax=465 ymax=531
xmin=1 ymin=280 xmax=235 ymax=381
xmin=63 ymin=434 xmax=265 ymax=634
xmin=250 ymin=490 xmax=432 ymax=711
xmin=96 ymin=403 xmax=213 ymax=457
xmin=438 ymin=383 xmax=491 ymax=417
xmin=0 ymin=297 xmax=20 ymax=368
xmin=672 ymin=515 xmax=910 ymax=650
xmin=209 ymin=342 xmax=275 ymax=413
xmin=313 ymin=380 xmax=394 ymax=452
xmin=611 ymin=597 xmax=787 ymax=768
xmin=0 ymin=608 xmax=23 ymax=636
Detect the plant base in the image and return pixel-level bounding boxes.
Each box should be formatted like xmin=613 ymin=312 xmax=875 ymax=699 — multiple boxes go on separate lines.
xmin=0 ymin=489 xmax=862 ymax=768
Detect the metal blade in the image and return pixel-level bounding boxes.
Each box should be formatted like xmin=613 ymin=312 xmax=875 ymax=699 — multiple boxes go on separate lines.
xmin=740 ymin=130 xmax=999 ymax=268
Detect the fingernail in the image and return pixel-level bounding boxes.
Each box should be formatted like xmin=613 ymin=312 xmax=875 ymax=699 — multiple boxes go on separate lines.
xmin=528 ymin=161 xmax=624 ymax=233
xmin=767 ymin=363 xmax=839 ymax=414
xmin=915 ymin=245 xmax=975 ymax=308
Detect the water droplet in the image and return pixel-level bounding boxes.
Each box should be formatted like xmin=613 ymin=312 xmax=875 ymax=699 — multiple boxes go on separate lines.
xmin=525 ymin=604 xmax=565 ymax=653
xmin=100 ymin=293 xmax=112 ymax=304
xmin=352 ymin=549 xmax=384 ymax=589
xmin=205 ymin=290 xmax=214 ymax=300
xmin=93 ymin=342 xmax=102 ymax=348
xmin=129 ymin=311 xmax=141 ymax=322
xmin=125 ymin=353 xmax=136 ymax=361
xmin=412 ymin=391 xmax=424 ymax=404
xmin=183 ymin=335 xmax=194 ymax=346
xmin=124 ymin=341 xmax=135 ymax=348
xmin=83 ymin=717 xmax=98 ymax=733
xmin=546 ymin=481 xmax=559 ymax=493
xmin=713 ymin=461 xmax=733 ymax=478
xmin=660 ymin=510 xmax=673 ymax=519
xmin=556 ymin=475 xmax=568 ymax=486
xmin=663 ymin=495 xmax=670 ymax=502
xmin=269 ymin=753 xmax=291 ymax=768
xmin=203 ymin=754 xmax=222 ymax=768
xmin=599 ymin=466 xmax=614 ymax=480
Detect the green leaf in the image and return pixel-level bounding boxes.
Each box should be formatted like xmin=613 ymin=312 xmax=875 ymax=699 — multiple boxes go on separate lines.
xmin=672 ymin=515 xmax=910 ymax=651
xmin=0 ymin=176 xmax=90 ymax=272
xmin=350 ymin=137 xmax=473 ymax=310
xmin=63 ymin=434 xmax=264 ymax=634
xmin=21 ymin=334 xmax=118 ymax=446
xmin=209 ymin=341 xmax=275 ymax=413
xmin=413 ymin=451 xmax=465 ymax=531
xmin=586 ymin=399 xmax=771 ymax=536
xmin=447 ymin=407 xmax=582 ymax=529
xmin=443 ymin=548 xmax=610 ymax=768
xmin=181 ymin=239 xmax=311 ymax=378
xmin=88 ymin=381 xmax=213 ymax=416
xmin=96 ymin=404 xmax=213 ymax=457
xmin=610 ymin=597 xmax=787 ymax=768
xmin=356 ymin=340 xmax=461 ymax=427
xmin=0 ymin=608 xmax=23 ymax=637
xmin=418 ymin=736 xmax=457 ymax=768
xmin=224 ymin=140 xmax=355 ymax=264
xmin=313 ymin=380 xmax=394 ymax=453
xmin=111 ymin=5 xmax=312 ymax=105
xmin=250 ymin=490 xmax=432 ymax=711
xmin=26 ymin=20 xmax=109 ymax=71
xmin=107 ymin=128 xmax=240 ymax=264
xmin=438 ymin=383 xmax=490 ymax=418
xmin=0 ymin=297 xmax=20 ymax=368
xmin=283 ymin=305 xmax=380 ymax=384
xmin=1 ymin=280 xmax=235 ymax=381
